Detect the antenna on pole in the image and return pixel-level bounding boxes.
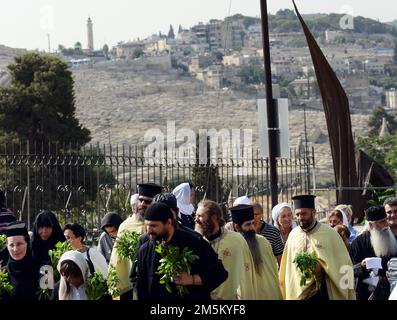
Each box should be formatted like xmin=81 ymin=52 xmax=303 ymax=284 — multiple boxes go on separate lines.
xmin=47 ymin=34 xmax=51 ymax=53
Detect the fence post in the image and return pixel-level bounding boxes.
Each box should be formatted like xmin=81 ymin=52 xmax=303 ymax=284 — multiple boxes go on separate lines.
xmin=27 ymin=140 xmax=31 ymax=230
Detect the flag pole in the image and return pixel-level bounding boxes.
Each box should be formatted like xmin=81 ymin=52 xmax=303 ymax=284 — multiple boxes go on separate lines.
xmin=260 ymin=0 xmax=279 ymax=209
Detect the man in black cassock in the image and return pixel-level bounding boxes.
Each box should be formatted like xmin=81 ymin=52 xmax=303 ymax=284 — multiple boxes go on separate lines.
xmin=135 ymin=202 xmax=228 ymax=300
xmin=350 ymin=205 xmax=397 ymax=300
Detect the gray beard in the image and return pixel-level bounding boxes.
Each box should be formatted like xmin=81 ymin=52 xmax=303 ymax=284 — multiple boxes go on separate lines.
xmin=242 ymin=230 xmax=263 ymax=275
xmin=136 ymin=213 xmax=144 ymax=222
xmin=370 ymin=227 xmax=397 ymax=257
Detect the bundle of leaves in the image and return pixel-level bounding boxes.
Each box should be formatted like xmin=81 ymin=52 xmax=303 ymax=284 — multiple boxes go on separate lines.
xmin=107 ymin=264 xmax=120 ymax=298
xmin=293 ymin=251 xmax=320 ymax=288
xmin=0 ymin=234 xmax=6 ymax=252
xmin=48 ymin=241 xmax=73 ymax=278
xmin=86 ymin=271 xmax=109 ymax=300
xmin=114 ymin=231 xmax=140 ymax=260
xmin=155 ymin=243 xmax=199 ymax=296
xmin=0 ymin=267 xmax=13 ymax=298
xmin=37 ymin=288 xmax=51 ymax=300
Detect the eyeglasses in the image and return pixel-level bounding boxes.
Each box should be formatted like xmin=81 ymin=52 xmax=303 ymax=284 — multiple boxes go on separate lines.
xmin=139 ymin=198 xmax=152 ymax=204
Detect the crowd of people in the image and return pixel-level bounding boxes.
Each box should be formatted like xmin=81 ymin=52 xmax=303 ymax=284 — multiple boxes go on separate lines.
xmin=1 ymin=184 xmax=397 ymax=301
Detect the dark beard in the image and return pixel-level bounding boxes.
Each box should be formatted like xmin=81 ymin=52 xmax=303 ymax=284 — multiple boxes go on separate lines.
xmin=242 ymin=230 xmax=263 ymax=275
xmin=195 ymin=219 xmax=215 ymax=238
xmin=149 ymin=230 xmax=169 ymax=242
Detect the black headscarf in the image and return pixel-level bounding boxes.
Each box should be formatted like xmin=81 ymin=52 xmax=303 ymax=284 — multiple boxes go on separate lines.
xmin=3 ymin=222 xmax=40 ymax=300
xmin=31 ymin=210 xmax=65 ymax=267
xmin=100 ymin=212 xmax=123 ymax=231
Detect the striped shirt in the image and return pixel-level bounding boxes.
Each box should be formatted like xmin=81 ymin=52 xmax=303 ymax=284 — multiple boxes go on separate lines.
xmin=258 ymin=221 xmax=284 ymax=257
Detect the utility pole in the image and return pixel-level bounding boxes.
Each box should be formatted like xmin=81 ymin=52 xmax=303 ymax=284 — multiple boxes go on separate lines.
xmin=260 ymin=0 xmax=280 ymax=208
xmin=47 ymin=34 xmax=51 ymax=53
xmin=303 ymin=102 xmax=311 ymax=192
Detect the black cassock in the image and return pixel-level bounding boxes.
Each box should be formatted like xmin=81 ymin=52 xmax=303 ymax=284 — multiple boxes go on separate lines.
xmin=350 ymin=231 xmax=395 ymax=300
xmin=136 ymin=227 xmax=228 ymax=300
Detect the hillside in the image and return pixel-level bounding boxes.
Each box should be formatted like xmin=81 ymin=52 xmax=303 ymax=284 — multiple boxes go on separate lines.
xmin=72 ymin=62 xmax=370 ymax=184
xmin=226 ymin=10 xmax=397 ymax=37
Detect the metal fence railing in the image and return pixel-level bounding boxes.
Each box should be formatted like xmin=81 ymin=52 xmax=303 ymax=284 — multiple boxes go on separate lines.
xmin=0 ymin=140 xmax=315 ymax=240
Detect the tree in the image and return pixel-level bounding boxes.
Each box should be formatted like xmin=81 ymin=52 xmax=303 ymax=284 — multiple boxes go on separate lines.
xmin=103 ymin=44 xmax=109 ymax=59
xmin=394 ymin=41 xmax=397 ymax=64
xmin=238 ymin=64 xmax=264 ymax=85
xmin=178 ymin=25 xmax=183 ymax=33
xmin=368 ymin=106 xmax=397 ymax=136
xmin=0 ymin=53 xmax=91 ymax=146
xmin=58 ymin=44 xmax=66 ymax=52
xmin=132 ymin=48 xmax=144 ymax=59
xmin=168 ymin=25 xmax=175 ymax=39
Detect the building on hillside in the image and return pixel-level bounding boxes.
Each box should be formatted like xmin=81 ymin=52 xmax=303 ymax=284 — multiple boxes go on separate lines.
xmin=386 ymin=88 xmax=397 ymax=109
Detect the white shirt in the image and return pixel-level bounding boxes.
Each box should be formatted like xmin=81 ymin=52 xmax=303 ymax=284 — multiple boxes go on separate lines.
xmin=70 ymin=284 xmax=87 ymax=300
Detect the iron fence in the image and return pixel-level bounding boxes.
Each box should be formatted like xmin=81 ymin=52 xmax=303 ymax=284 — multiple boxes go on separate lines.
xmin=0 ymin=141 xmax=314 ymax=241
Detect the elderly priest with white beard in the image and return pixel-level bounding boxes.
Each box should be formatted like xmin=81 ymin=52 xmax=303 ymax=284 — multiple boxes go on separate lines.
xmin=350 ymin=205 xmax=397 ymax=300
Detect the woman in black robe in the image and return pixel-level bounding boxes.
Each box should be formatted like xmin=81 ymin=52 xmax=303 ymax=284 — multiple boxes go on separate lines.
xmin=31 ymin=210 xmax=65 ymax=267
xmin=1 ymin=221 xmax=40 ymax=300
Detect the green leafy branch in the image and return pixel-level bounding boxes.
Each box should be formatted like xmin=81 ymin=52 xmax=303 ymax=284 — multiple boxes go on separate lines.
xmin=0 ymin=234 xmax=6 ymax=252
xmin=107 ymin=264 xmax=120 ymax=298
xmin=48 ymin=241 xmax=73 ymax=279
xmin=37 ymin=288 xmax=51 ymax=300
xmin=155 ymin=243 xmax=199 ymax=296
xmin=86 ymin=271 xmax=109 ymax=300
xmin=114 ymin=231 xmax=140 ymax=260
xmin=0 ymin=267 xmax=13 ymax=298
xmin=293 ymin=251 xmax=320 ymax=289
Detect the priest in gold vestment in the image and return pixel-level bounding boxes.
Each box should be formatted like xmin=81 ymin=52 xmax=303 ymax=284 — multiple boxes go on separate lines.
xmin=279 ymin=195 xmax=356 ymax=300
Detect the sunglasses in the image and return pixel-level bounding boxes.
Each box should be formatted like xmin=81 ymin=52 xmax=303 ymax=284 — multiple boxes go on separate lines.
xmin=139 ymin=198 xmax=152 ymax=205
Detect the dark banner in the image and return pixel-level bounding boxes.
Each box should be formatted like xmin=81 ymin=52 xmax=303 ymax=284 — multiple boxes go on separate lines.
xmin=292 ymin=1 xmax=362 ymax=218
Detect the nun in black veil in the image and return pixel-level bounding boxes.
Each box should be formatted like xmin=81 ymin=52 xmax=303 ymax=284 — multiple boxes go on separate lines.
xmin=1 ymin=221 xmax=40 ymax=300
xmin=31 ymin=210 xmax=65 ymax=267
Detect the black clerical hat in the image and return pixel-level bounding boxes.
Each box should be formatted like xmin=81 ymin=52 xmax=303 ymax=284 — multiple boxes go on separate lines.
xmin=365 ymin=205 xmax=386 ymax=222
xmin=292 ymin=194 xmax=316 ymax=209
xmin=5 ymin=221 xmax=29 ymax=238
xmin=153 ymin=193 xmax=178 ymax=210
xmin=230 ymin=204 xmax=254 ymax=225
xmin=138 ymin=183 xmax=163 ymax=198
xmin=144 ymin=202 xmax=173 ymax=222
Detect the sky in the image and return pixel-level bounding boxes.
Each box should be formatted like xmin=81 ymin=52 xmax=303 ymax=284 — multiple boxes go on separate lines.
xmin=0 ymin=0 xmax=396 ymax=51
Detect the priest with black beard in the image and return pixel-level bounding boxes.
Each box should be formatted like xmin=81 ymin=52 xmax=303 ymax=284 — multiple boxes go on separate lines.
xmin=135 ymin=202 xmax=228 ymax=300
xmin=230 ymin=204 xmax=282 ymax=300
xmin=350 ymin=205 xmax=397 ymax=300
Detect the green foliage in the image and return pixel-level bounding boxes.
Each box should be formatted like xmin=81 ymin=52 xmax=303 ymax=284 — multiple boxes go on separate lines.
xmin=368 ymin=107 xmax=397 ymax=136
xmin=0 ymin=52 xmax=91 ymax=146
xmin=132 ymin=48 xmax=144 ymax=59
xmin=0 ymin=234 xmax=6 ymax=252
xmin=37 ymin=288 xmax=51 ymax=300
xmin=48 ymin=241 xmax=73 ymax=278
xmin=86 ymin=271 xmax=108 ymax=300
xmin=238 ymin=64 xmax=264 ymax=85
xmin=356 ymin=133 xmax=397 ymax=178
xmin=367 ymin=187 xmax=395 ymax=206
xmin=0 ymin=268 xmax=13 ymax=297
xmin=103 ymin=44 xmax=109 ymax=59
xmin=107 ymin=265 xmax=120 ymax=298
xmin=293 ymin=251 xmax=320 ymax=288
xmin=394 ymin=41 xmax=397 ymax=65
xmin=155 ymin=243 xmax=198 ymax=296
xmin=114 ymin=230 xmax=141 ymax=260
